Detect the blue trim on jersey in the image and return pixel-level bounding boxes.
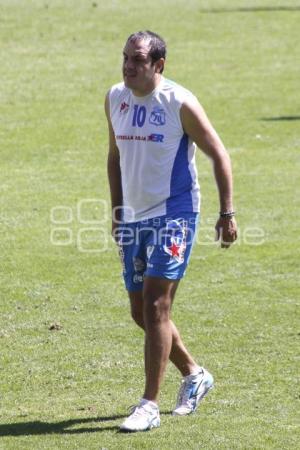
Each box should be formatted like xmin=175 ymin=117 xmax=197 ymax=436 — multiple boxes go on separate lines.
xmin=166 ymin=133 xmax=193 ymax=215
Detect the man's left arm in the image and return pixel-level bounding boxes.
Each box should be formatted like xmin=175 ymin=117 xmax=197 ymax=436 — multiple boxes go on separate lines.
xmin=180 ymin=97 xmax=237 ymax=248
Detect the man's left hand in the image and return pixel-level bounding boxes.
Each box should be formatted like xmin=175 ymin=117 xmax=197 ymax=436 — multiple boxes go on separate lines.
xmin=215 ymin=216 xmax=238 ymax=248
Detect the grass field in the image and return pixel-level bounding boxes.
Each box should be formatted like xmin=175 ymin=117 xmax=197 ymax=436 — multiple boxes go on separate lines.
xmin=0 ymin=0 xmax=299 ymax=449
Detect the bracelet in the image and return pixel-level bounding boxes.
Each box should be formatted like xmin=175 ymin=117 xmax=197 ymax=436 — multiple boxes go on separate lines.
xmin=219 ymin=211 xmax=235 ymax=218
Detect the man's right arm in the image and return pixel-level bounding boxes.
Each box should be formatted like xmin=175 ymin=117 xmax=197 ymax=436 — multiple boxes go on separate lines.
xmin=105 ymin=91 xmax=123 ymax=239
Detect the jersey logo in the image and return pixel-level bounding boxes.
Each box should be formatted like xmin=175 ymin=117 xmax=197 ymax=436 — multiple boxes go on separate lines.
xmin=120 ymin=102 xmax=129 ymax=114
xmin=148 ymin=133 xmax=164 ymax=142
xmin=149 ymin=106 xmax=166 ymax=126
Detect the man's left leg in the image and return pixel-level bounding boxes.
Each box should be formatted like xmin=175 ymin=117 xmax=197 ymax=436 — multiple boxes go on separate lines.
xmin=129 ymin=286 xmax=200 ymax=377
xmin=141 ymin=275 xmax=213 ymax=414
xmin=142 ymin=275 xmax=175 ymax=402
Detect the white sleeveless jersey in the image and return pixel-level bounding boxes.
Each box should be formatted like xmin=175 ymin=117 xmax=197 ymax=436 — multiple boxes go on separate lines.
xmin=109 ymin=77 xmax=200 ymax=222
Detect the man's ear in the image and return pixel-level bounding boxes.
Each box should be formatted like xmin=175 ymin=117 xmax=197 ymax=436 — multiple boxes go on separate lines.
xmin=155 ymin=58 xmax=165 ymax=74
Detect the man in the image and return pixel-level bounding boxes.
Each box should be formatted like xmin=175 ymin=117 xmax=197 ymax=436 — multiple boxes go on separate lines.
xmin=105 ymin=30 xmax=237 ymax=432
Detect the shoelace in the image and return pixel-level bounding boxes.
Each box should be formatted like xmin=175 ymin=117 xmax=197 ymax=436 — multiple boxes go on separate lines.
xmin=128 ymin=404 xmax=154 ymax=418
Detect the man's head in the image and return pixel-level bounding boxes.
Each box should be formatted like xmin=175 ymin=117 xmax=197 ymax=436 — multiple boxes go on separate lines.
xmin=122 ymin=30 xmax=166 ymax=96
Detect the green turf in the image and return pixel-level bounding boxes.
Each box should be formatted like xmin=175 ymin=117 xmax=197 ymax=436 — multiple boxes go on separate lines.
xmin=0 ymin=0 xmax=299 ymax=449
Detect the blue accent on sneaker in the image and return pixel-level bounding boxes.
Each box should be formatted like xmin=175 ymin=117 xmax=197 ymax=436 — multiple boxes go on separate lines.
xmin=172 ymin=367 xmax=214 ymax=416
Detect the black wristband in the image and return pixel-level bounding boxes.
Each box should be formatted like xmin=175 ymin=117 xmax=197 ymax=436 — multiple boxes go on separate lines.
xmin=219 ymin=211 xmax=235 ymax=218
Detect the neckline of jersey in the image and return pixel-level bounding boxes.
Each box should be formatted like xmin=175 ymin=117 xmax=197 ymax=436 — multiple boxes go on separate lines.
xmin=130 ymin=76 xmax=164 ymax=102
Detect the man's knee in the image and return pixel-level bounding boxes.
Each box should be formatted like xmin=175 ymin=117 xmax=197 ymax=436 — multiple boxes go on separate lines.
xmin=143 ymin=281 xmax=172 ymax=326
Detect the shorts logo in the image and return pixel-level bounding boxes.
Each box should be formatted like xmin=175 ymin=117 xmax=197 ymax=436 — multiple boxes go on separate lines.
xmin=133 ymin=274 xmax=144 ymax=284
xmin=133 ymin=257 xmax=145 ymax=273
xmin=149 ymin=107 xmax=166 ymax=126
xmin=163 ymin=237 xmax=186 ymax=263
xmin=146 ymin=245 xmax=154 ymax=260
xmin=163 ymin=219 xmax=187 ymax=263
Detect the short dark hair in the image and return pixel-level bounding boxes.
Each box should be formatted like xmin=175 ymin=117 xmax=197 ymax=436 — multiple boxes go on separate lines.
xmin=126 ymin=30 xmax=166 ymax=73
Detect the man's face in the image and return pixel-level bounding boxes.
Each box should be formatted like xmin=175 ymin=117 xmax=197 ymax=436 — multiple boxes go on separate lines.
xmin=122 ymin=38 xmax=162 ymax=95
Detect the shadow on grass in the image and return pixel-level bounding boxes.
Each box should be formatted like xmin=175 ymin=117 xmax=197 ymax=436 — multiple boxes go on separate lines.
xmin=260 ymin=116 xmax=300 ymax=121
xmin=200 ymin=6 xmax=300 ymax=13
xmin=0 ymin=411 xmax=172 ymax=436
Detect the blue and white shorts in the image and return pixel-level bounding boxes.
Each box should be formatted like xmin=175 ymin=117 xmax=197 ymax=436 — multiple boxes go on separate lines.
xmin=116 ymin=213 xmax=199 ymax=292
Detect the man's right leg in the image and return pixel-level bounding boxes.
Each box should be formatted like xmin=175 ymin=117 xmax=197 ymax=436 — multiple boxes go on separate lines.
xmin=129 ymin=289 xmax=199 ymax=377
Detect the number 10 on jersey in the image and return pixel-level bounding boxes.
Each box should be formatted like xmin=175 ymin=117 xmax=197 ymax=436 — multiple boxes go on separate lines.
xmin=132 ymin=105 xmax=146 ymax=127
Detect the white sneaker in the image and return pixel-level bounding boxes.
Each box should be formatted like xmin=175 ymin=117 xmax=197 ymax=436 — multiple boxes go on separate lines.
xmin=172 ymin=367 xmax=214 ymax=416
xmin=120 ymin=399 xmax=160 ymax=432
